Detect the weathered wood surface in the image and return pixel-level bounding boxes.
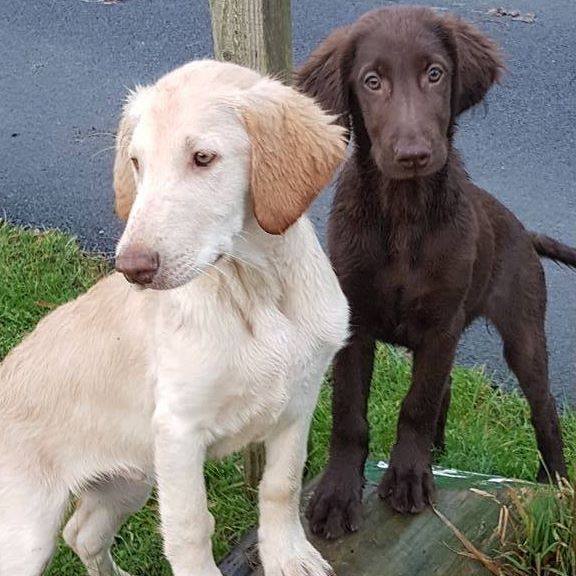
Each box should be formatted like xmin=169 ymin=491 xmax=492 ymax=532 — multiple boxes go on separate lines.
xmin=209 ymin=0 xmax=293 ymax=82
xmin=219 ymin=462 xmax=523 ymax=576
xmin=209 ymin=0 xmax=293 ymax=489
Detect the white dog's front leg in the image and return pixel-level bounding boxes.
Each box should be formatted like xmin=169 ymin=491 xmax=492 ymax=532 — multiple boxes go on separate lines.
xmin=259 ymin=415 xmax=334 ymax=576
xmin=154 ymin=406 xmax=221 ymax=576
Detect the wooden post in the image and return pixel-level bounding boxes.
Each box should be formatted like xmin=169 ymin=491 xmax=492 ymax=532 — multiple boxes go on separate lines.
xmin=209 ymin=0 xmax=293 ymax=82
xmin=209 ymin=0 xmax=293 ymax=490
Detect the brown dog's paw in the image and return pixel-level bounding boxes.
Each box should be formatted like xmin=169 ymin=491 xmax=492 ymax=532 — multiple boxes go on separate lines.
xmin=306 ymin=470 xmax=364 ymax=540
xmin=378 ymin=459 xmax=434 ymax=514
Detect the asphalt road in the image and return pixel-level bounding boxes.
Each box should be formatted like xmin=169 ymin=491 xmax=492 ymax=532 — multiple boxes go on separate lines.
xmin=1 ymin=0 xmax=574 ymax=402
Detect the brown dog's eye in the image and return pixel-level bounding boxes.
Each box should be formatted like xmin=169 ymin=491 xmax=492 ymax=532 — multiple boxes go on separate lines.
xmin=193 ymin=151 xmax=216 ymax=167
xmin=130 ymin=157 xmax=140 ymax=171
xmin=427 ymin=65 xmax=444 ymax=83
xmin=364 ymin=72 xmax=382 ymax=91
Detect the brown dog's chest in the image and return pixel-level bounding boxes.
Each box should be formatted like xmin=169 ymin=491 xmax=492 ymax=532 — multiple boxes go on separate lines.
xmin=329 ymin=164 xmax=487 ymax=350
xmin=339 ymin=217 xmax=476 ymax=350
xmin=362 ymin=258 xmax=451 ymax=349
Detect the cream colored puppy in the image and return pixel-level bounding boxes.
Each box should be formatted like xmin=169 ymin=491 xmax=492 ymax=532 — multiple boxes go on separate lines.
xmin=0 ymin=60 xmax=348 ymax=576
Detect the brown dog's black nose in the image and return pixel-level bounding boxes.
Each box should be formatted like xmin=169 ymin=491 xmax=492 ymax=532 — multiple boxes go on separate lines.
xmin=115 ymin=245 xmax=160 ymax=285
xmin=395 ymin=145 xmax=431 ymax=170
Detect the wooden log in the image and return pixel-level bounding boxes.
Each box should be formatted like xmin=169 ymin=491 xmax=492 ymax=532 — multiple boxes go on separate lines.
xmin=220 ymin=462 xmax=522 ymax=575
xmin=208 ymin=0 xmax=293 ymax=490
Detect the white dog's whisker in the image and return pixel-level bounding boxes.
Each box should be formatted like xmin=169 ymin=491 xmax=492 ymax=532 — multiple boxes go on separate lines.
xmin=91 ymin=145 xmax=118 ymax=159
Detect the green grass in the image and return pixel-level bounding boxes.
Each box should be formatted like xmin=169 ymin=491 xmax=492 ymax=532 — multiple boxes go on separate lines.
xmin=309 ymin=350 xmax=576 ymax=482
xmin=496 ymin=477 xmax=576 ymax=575
xmin=1 ymin=221 xmax=575 ymax=575
xmin=0 ymin=221 xmax=108 ymax=359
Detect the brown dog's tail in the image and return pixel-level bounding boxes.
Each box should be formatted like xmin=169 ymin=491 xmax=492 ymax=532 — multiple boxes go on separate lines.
xmin=531 ymin=233 xmax=576 ymax=268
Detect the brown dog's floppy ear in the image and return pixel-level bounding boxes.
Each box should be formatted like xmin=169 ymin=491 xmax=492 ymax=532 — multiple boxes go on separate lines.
xmin=113 ymin=87 xmax=150 ymax=221
xmin=295 ymin=25 xmax=353 ymax=130
xmin=442 ymin=15 xmax=504 ymax=115
xmin=240 ymin=79 xmax=347 ymax=235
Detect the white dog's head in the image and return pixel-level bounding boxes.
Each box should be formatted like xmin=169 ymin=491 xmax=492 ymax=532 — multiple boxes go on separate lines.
xmin=113 ymin=60 xmax=346 ymax=290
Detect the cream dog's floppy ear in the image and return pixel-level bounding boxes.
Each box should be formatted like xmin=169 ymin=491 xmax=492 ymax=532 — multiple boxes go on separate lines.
xmin=240 ymin=79 xmax=347 ymax=235
xmin=113 ymin=87 xmax=150 ymax=221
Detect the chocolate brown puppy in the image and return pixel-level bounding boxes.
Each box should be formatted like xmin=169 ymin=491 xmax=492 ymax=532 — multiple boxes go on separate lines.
xmin=297 ymin=6 xmax=574 ymax=538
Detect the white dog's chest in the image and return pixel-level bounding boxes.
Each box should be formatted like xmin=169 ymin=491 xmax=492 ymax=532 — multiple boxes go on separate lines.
xmin=152 ymin=282 xmax=331 ymax=457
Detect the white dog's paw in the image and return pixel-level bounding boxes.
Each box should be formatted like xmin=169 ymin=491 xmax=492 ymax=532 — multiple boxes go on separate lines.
xmin=261 ymin=540 xmax=334 ymax=576
xmin=181 ymin=568 xmax=223 ymax=576
xmin=175 ymin=569 xmax=222 ymax=576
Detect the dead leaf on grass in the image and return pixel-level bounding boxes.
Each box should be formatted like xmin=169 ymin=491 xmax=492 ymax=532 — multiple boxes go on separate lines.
xmin=36 ymin=300 xmax=57 ymax=310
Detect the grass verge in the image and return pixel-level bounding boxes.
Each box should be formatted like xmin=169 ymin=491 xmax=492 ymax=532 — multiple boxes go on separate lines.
xmin=1 ymin=222 xmax=574 ymax=575
xmin=496 ymin=477 xmax=576 ymax=575
xmin=0 ymin=221 xmax=108 ymax=359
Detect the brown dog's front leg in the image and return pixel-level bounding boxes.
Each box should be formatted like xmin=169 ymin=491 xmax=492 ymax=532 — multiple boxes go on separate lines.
xmin=307 ymin=333 xmax=375 ymax=539
xmin=379 ymin=324 xmax=461 ymax=514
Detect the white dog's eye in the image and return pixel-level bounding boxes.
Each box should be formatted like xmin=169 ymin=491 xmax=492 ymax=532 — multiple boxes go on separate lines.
xmin=193 ymin=151 xmax=216 ymax=167
xmin=130 ymin=157 xmax=140 ymax=171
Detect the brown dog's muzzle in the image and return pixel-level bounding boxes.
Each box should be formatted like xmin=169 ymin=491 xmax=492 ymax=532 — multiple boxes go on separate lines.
xmin=394 ymin=143 xmax=432 ymax=170
xmin=116 ymin=244 xmax=160 ymax=286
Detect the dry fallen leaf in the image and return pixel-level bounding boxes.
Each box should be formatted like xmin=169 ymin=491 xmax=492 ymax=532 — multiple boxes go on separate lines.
xmin=36 ymin=300 xmax=56 ymax=310
xmin=80 ymin=0 xmax=126 ymax=4
xmin=488 ymin=7 xmax=536 ymax=23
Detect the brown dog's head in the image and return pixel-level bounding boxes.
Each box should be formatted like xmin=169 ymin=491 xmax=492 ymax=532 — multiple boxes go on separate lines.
xmin=297 ymin=7 xmax=504 ymax=180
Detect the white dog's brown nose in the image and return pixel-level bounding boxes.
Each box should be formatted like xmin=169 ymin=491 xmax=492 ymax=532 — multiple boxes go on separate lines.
xmin=116 ymin=245 xmax=160 ymax=286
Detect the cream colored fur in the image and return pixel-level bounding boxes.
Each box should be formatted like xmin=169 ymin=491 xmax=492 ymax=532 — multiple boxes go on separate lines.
xmin=0 ymin=60 xmax=348 ymax=576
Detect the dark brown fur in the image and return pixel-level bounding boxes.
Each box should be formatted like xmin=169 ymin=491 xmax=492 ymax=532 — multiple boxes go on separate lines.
xmin=296 ymin=6 xmax=574 ymax=538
